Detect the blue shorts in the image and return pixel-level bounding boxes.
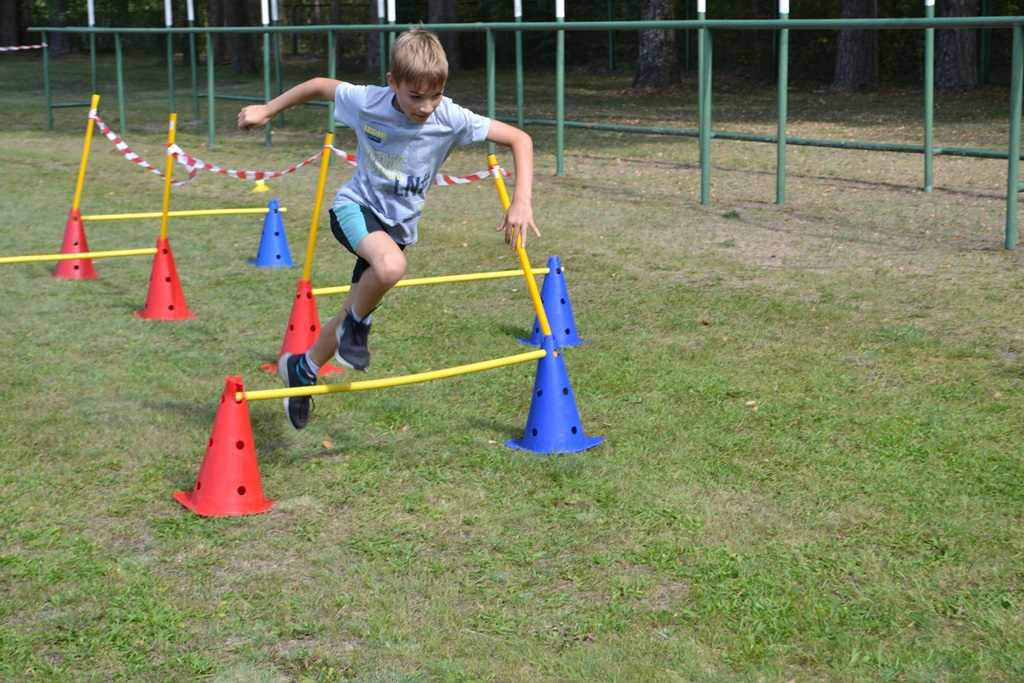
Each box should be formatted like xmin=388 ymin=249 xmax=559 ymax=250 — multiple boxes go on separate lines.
xmin=329 ymin=204 xmax=406 ymax=284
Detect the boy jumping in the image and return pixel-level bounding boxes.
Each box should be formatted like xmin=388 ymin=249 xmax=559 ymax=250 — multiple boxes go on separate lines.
xmin=237 ymin=27 xmax=539 ymax=429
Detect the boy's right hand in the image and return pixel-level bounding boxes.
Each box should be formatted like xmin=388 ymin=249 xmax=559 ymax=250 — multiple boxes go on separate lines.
xmin=237 ymin=104 xmax=272 ymax=131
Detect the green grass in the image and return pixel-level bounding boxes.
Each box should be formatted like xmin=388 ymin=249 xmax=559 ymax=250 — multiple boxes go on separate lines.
xmin=1 ymin=53 xmax=1023 ymax=681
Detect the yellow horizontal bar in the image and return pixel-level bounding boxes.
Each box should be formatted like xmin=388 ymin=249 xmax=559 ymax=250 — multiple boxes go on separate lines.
xmin=312 ymin=267 xmax=550 ymax=297
xmin=240 ymin=348 xmax=547 ymax=402
xmin=81 ymin=207 xmax=286 ymax=221
xmin=0 ymin=247 xmax=157 ymax=265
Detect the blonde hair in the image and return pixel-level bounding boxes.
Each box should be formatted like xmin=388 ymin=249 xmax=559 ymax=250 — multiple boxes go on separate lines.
xmin=389 ymin=28 xmax=448 ymax=89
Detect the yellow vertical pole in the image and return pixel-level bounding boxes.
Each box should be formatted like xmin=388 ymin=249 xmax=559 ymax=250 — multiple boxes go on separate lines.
xmin=488 ymin=154 xmax=552 ymax=339
xmin=71 ymin=94 xmax=101 ymax=212
xmin=159 ymin=113 xmax=177 ymax=241
xmin=302 ymin=133 xmax=334 ymax=281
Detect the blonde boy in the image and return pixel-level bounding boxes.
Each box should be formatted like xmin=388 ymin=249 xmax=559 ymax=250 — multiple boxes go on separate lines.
xmin=238 ymin=28 xmax=538 ymax=429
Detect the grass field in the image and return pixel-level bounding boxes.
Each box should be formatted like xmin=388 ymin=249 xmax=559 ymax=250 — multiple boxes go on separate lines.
xmin=1 ymin=52 xmax=1023 ymax=681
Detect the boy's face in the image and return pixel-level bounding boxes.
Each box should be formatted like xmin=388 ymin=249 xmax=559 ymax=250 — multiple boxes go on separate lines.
xmin=387 ymin=74 xmax=445 ymax=125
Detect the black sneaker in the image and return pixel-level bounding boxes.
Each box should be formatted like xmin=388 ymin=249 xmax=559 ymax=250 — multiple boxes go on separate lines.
xmin=335 ymin=311 xmax=371 ymax=371
xmin=278 ymin=353 xmax=316 ymax=429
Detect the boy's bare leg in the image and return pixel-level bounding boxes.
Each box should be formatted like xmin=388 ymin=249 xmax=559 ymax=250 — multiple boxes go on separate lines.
xmin=348 ymin=231 xmax=407 ymax=315
xmin=306 ymin=232 xmax=406 ymax=368
xmin=307 ymin=289 xmax=357 ymax=367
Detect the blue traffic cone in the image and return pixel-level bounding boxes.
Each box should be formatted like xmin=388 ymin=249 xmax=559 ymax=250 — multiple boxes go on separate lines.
xmin=519 ymin=256 xmax=589 ymax=348
xmin=506 ymin=335 xmax=604 ymax=454
xmin=249 ymin=200 xmax=292 ymax=267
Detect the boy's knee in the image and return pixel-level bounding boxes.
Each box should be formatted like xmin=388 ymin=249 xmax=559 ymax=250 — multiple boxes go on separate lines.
xmin=375 ymin=251 xmax=407 ymax=286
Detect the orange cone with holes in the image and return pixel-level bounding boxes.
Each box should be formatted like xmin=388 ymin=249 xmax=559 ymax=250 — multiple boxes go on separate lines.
xmin=261 ymin=278 xmax=343 ymax=375
xmin=135 ymin=238 xmax=195 ymax=320
xmin=52 ymin=208 xmax=99 ymax=279
xmin=175 ymin=375 xmax=273 ymax=516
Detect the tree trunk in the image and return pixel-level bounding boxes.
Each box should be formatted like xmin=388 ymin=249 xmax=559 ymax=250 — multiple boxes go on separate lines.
xmin=47 ymin=0 xmax=70 ymax=56
xmin=832 ymin=0 xmax=878 ymax=91
xmin=208 ymin=0 xmax=227 ymax=65
xmin=330 ymin=0 xmax=344 ymax=66
xmin=223 ymin=0 xmax=259 ymax=76
xmin=1 ymin=0 xmax=18 ymax=46
xmin=936 ymin=0 xmax=978 ymax=90
xmin=366 ymin=2 xmax=382 ymax=72
xmin=428 ymin=0 xmax=461 ymax=73
xmin=633 ymin=0 xmax=678 ymax=89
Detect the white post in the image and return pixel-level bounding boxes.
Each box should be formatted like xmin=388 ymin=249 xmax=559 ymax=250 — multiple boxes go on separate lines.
xmin=387 ymin=0 xmax=396 ymax=23
xmin=186 ymin=0 xmax=194 ymax=22
xmin=87 ymin=0 xmax=95 ymax=27
xmin=514 ymin=0 xmax=522 ymax=19
xmin=164 ymin=0 xmax=173 ymax=27
xmin=698 ymin=0 xmax=706 ymax=13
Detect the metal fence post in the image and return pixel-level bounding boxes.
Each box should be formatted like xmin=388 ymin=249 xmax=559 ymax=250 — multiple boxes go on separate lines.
xmin=698 ymin=3 xmax=711 ymax=205
xmin=1006 ymin=23 xmax=1022 ymax=250
xmin=924 ymin=0 xmax=935 ymax=193
xmin=776 ymin=1 xmax=789 ymax=205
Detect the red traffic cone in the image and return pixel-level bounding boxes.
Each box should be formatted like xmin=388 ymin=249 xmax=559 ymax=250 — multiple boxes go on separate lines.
xmin=174 ymin=375 xmax=273 ymax=517
xmin=135 ymin=237 xmax=196 ymax=320
xmin=53 ymin=208 xmax=99 ymax=280
xmin=261 ymin=278 xmax=343 ymax=375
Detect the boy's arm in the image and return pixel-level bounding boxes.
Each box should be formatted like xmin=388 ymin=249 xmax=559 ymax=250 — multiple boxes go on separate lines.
xmin=486 ymin=120 xmax=540 ymax=249
xmin=238 ymin=78 xmax=342 ymax=131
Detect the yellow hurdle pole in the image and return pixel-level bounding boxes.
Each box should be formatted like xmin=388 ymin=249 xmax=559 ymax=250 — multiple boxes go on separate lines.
xmin=82 ymin=207 xmax=286 ymax=222
xmin=311 ymin=267 xmax=551 ymax=296
xmin=302 ymin=133 xmax=334 ymax=281
xmin=488 ymin=153 xmax=552 ymax=338
xmin=71 ymin=94 xmax=101 ymax=212
xmin=239 ymin=348 xmax=546 ymax=402
xmin=159 ymin=113 xmax=177 ymax=242
xmin=0 ymin=248 xmax=157 ymax=265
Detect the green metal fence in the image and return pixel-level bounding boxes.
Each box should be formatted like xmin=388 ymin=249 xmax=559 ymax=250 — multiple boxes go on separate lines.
xmin=30 ymin=16 xmax=1024 ymax=249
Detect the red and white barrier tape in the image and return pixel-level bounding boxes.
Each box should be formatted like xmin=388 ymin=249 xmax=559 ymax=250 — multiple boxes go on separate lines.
xmin=0 ymin=43 xmax=47 ymax=52
xmin=90 ymin=113 xmax=508 ymax=187
xmin=91 ymin=110 xmax=197 ymax=186
xmin=329 ymin=147 xmax=358 ymax=166
xmin=171 ymin=145 xmax=323 ymax=182
xmin=433 ymin=167 xmax=505 ymax=185
xmin=326 ymin=146 xmax=507 ymax=184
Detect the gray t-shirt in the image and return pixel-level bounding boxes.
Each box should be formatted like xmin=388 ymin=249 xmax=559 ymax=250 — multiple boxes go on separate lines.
xmin=332 ymin=82 xmax=491 ymax=245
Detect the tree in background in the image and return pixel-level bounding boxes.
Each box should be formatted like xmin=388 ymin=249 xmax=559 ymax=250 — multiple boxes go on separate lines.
xmin=936 ymin=0 xmax=978 ymax=89
xmin=832 ymin=0 xmax=878 ymax=91
xmin=1 ymin=0 xmax=18 ymax=46
xmin=633 ymin=0 xmax=678 ymax=88
xmin=223 ymin=0 xmax=259 ymax=75
xmin=428 ymin=0 xmax=461 ymax=72
xmin=208 ymin=0 xmax=226 ymax=66
xmin=330 ymin=0 xmax=346 ymax=68
xmin=37 ymin=0 xmax=71 ymax=55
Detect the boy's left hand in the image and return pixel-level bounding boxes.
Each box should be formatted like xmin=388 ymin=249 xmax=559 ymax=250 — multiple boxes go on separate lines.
xmin=498 ymin=200 xmax=540 ymax=249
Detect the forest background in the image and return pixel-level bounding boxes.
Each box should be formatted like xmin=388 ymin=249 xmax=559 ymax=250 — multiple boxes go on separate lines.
xmin=2 ymin=0 xmax=1022 ymax=95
